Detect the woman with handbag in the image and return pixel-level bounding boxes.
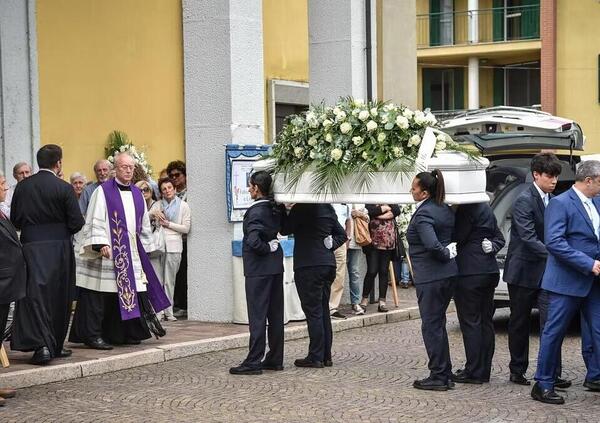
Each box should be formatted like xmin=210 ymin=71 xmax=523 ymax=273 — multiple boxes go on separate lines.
xmin=359 ymin=204 xmax=401 ymax=313
xmin=150 ymin=178 xmax=191 ymax=321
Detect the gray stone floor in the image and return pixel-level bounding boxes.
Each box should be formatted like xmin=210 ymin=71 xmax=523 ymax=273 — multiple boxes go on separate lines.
xmin=1 ymin=310 xmax=598 ymax=422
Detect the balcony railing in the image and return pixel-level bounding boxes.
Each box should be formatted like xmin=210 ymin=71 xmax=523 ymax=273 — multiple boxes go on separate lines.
xmin=417 ymin=5 xmax=540 ymax=48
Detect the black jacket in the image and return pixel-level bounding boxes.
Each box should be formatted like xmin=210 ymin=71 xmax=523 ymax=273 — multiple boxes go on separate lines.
xmin=10 ymin=170 xmax=84 ymax=243
xmin=281 ymin=203 xmax=347 ymax=270
xmin=406 ymin=199 xmax=457 ymax=284
xmin=503 ymin=183 xmax=549 ymax=288
xmin=0 ymin=218 xmax=26 ymax=304
xmin=455 ymin=202 xmax=505 ymax=276
xmin=242 ymin=200 xmax=284 ymax=277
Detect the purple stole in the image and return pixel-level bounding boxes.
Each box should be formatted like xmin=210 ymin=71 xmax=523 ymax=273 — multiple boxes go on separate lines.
xmin=101 ymin=179 xmax=170 ymax=320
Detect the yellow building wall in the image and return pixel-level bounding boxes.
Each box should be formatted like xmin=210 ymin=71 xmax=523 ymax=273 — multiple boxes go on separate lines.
xmin=262 ymin=0 xmax=309 ymax=142
xmin=36 ymin=0 xmax=185 ymax=179
xmin=556 ymin=1 xmax=600 ymax=153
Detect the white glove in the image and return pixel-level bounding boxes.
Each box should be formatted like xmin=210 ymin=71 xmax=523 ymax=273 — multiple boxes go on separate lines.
xmin=268 ymin=239 xmax=279 ymax=253
xmin=482 ymin=238 xmax=493 ymax=254
xmin=446 ymin=242 xmax=457 ymax=259
xmin=324 ymin=235 xmax=333 ymax=250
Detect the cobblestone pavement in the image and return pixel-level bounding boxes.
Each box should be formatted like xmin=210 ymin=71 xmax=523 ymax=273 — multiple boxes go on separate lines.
xmin=2 ymin=310 xmax=598 ymax=423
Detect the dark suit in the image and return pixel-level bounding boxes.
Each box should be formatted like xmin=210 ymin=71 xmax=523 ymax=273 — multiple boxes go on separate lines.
xmin=503 ymin=183 xmax=553 ymax=376
xmin=10 ymin=170 xmax=84 ymax=357
xmin=406 ymin=199 xmax=457 ymax=382
xmin=0 ymin=216 xmax=27 ymax=336
xmin=281 ymin=203 xmax=347 ymax=363
xmin=535 ymin=188 xmax=600 ymax=389
xmin=454 ymin=203 xmax=505 ymax=381
xmin=241 ymin=199 xmax=285 ymax=369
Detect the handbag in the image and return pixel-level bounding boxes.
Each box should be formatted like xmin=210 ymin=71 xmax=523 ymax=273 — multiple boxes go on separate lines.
xmin=353 ymin=213 xmax=372 ymax=247
xmin=152 ymin=226 xmax=166 ymax=256
xmin=392 ymin=221 xmax=406 ymax=260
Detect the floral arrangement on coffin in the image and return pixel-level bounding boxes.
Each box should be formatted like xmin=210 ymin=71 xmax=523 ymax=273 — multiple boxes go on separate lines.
xmin=269 ymin=97 xmax=477 ymax=193
xmin=396 ymin=204 xmax=416 ymax=236
xmin=105 ymin=130 xmax=153 ymax=176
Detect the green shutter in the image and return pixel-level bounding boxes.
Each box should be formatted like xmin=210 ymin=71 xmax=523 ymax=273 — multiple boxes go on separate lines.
xmin=493 ymin=0 xmax=504 ymax=42
xmin=520 ymin=0 xmax=540 ymax=39
xmin=423 ymin=68 xmax=433 ymax=109
xmin=454 ymin=68 xmax=464 ymax=110
xmin=493 ymin=68 xmax=505 ymax=106
xmin=429 ymin=0 xmax=441 ymax=46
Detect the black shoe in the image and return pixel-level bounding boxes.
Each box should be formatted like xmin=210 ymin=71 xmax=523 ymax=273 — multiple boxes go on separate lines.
xmin=294 ymin=358 xmax=324 ymax=368
xmin=400 ymin=282 xmax=409 ymax=289
xmin=56 ymin=348 xmax=72 ymax=358
xmin=330 ymin=311 xmax=347 ymax=320
xmin=30 ymin=347 xmax=52 ymax=365
xmin=85 ymin=337 xmax=113 ymax=350
xmin=583 ymin=379 xmax=600 ymax=392
xmin=413 ymin=377 xmax=449 ymax=391
xmin=377 ymin=304 xmax=388 ymax=313
xmin=555 ymin=377 xmax=572 ymax=389
xmin=452 ymin=370 xmax=483 ymax=384
xmin=229 ymin=365 xmax=262 ymax=375
xmin=261 ymin=362 xmax=284 ymax=371
xmin=510 ymin=373 xmax=530 ymax=385
xmin=447 ymin=380 xmax=456 ymax=389
xmin=324 ymin=359 xmax=333 ymax=367
xmin=531 ymin=382 xmax=564 ymax=404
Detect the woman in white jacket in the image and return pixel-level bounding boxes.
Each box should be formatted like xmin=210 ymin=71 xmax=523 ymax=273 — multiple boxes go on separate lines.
xmin=150 ymin=178 xmax=191 ymax=321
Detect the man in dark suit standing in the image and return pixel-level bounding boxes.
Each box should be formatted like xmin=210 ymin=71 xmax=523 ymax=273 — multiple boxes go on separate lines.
xmin=0 ymin=171 xmax=26 ymax=403
xmin=503 ymin=153 xmax=570 ymax=387
xmin=10 ymin=145 xmax=85 ymax=365
xmin=532 ymin=160 xmax=600 ymax=404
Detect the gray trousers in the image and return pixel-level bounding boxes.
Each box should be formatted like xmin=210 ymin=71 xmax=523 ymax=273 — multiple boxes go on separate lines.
xmin=151 ymin=252 xmax=182 ymax=318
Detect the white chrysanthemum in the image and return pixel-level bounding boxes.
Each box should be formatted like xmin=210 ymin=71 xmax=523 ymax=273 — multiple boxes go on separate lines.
xmin=340 ymin=122 xmax=352 ymax=134
xmin=294 ymin=147 xmax=304 ymax=158
xmin=323 ymin=119 xmax=333 ymax=128
xmin=395 ymin=115 xmax=409 ymax=129
xmin=362 ymin=151 xmax=369 ymax=160
xmin=335 ymin=110 xmax=347 ymax=122
xmin=308 ymin=136 xmax=318 ymax=146
xmin=330 ymin=148 xmax=343 ymax=161
xmin=366 ymin=120 xmax=378 ymax=131
xmin=358 ymin=110 xmax=370 ymax=121
xmin=352 ymin=136 xmax=364 ymax=146
xmin=325 ymin=133 xmax=333 ymax=142
xmin=309 ymin=150 xmax=317 ymax=159
xmin=393 ymin=146 xmax=404 ymax=158
xmin=377 ymin=133 xmax=386 ymax=142
xmin=333 ymin=107 xmax=341 ymax=116
xmin=436 ymin=141 xmax=447 ymax=151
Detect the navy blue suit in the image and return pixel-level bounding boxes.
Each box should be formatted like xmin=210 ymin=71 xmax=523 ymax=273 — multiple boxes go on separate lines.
xmin=406 ymin=199 xmax=457 ymax=382
xmin=454 ymin=203 xmax=504 ymax=381
xmin=535 ymin=188 xmax=600 ymax=389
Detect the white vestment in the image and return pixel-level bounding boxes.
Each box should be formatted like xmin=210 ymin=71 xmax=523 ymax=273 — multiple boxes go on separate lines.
xmin=76 ymin=186 xmax=156 ymax=293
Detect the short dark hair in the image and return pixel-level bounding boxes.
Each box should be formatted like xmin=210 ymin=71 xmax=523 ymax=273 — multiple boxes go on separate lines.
xmin=37 ymin=144 xmax=63 ymax=169
xmin=158 ymin=177 xmax=174 ymax=192
xmin=531 ymin=153 xmax=562 ymax=177
xmin=166 ymin=160 xmax=186 ymax=177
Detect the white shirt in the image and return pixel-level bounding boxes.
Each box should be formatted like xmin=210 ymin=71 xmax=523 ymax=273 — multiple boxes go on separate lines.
xmin=332 ymin=203 xmax=349 ymax=228
xmin=573 ymin=185 xmax=600 ymax=238
xmin=416 ymin=199 xmax=427 ymax=209
xmin=533 ymin=182 xmax=549 ymax=207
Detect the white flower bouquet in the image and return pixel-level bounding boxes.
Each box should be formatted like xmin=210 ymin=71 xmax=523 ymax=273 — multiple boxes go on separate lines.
xmin=105 ymin=130 xmax=153 ymax=176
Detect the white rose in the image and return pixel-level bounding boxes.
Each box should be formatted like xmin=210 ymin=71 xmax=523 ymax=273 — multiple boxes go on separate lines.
xmin=393 ymin=146 xmax=403 ymax=158
xmin=308 ymin=136 xmax=318 ymax=146
xmin=354 ymin=99 xmax=364 ymax=106
xmin=294 ymin=147 xmax=304 ymax=158
xmin=425 ymin=112 xmax=437 ymax=124
xmin=352 ymin=136 xmax=364 ymax=146
xmin=323 ymin=119 xmax=333 ymax=128
xmin=383 ymin=103 xmax=395 ymax=112
xmin=402 ymin=108 xmax=414 ymax=119
xmin=436 ymin=141 xmax=447 ymax=151
xmin=358 ymin=110 xmax=370 ymax=121
xmin=325 ymin=133 xmax=333 ymax=142
xmin=395 ymin=115 xmax=409 ymax=129
xmin=370 ymin=107 xmax=378 ymax=117
xmin=340 ymin=122 xmax=352 ymax=134
xmin=352 ymin=108 xmax=360 ymax=116
xmin=381 ymin=115 xmax=389 ymax=124
xmin=377 ymin=133 xmax=386 ymax=142
xmin=366 ymin=120 xmax=378 ymax=131
xmin=330 ymin=148 xmax=343 ymax=161
xmin=309 ymin=150 xmax=317 ymax=159
xmin=408 ymin=134 xmax=421 ymax=147
xmin=362 ymin=151 xmax=369 ymax=160
xmin=414 ymin=111 xmax=427 ymax=125
xmin=333 ymin=107 xmax=341 ymax=116
xmin=335 ymin=111 xmax=347 ymax=121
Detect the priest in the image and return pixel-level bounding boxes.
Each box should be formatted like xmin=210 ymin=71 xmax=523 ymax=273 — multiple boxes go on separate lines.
xmin=10 ymin=145 xmax=85 ymax=365
xmin=70 ymin=152 xmax=169 ymax=349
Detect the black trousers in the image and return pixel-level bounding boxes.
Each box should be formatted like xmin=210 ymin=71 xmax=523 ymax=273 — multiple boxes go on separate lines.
xmin=415 ymin=278 xmax=455 ymax=382
xmin=0 ymin=303 xmax=9 ymax=339
xmin=295 ymin=266 xmax=336 ymax=363
xmin=507 ymin=284 xmax=540 ymax=375
xmin=362 ymin=248 xmax=393 ymax=301
xmin=454 ymin=273 xmax=498 ymax=381
xmin=69 ymin=288 xmax=151 ymax=345
xmin=174 ymin=239 xmax=188 ymax=310
xmin=243 ymin=274 xmax=284 ymax=368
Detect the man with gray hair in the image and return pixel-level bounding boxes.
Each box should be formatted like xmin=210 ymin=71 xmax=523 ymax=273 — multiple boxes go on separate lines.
xmin=532 ymin=160 xmax=600 ymax=404
xmin=79 ymin=159 xmax=113 ymax=216
xmin=0 ymin=162 xmax=32 ymax=218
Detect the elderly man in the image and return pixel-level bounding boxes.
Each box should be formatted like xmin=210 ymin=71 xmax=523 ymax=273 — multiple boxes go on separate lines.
xmin=532 ymin=160 xmax=600 ymax=404
xmin=10 ymin=146 xmax=84 ymax=365
xmin=79 ymin=159 xmax=112 ymax=216
xmin=0 ymin=162 xmax=32 ymax=218
xmin=70 ymin=152 xmax=169 ymax=349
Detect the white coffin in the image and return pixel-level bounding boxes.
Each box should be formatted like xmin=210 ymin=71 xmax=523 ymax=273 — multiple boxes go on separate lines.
xmin=255 ymin=128 xmax=490 ymax=205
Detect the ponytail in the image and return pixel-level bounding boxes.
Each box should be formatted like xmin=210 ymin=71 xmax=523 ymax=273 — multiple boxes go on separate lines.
xmin=415 ymin=169 xmax=446 ymax=205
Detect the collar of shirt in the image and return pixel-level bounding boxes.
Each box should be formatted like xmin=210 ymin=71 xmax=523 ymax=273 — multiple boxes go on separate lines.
xmin=39 ymin=168 xmax=56 ymax=176
xmin=533 ymin=181 xmax=548 ymax=203
xmin=572 ymin=185 xmax=593 ymax=206
xmin=415 ymin=199 xmax=427 ymax=209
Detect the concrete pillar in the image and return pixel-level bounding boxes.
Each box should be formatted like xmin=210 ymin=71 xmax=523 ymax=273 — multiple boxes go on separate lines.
xmin=182 ymin=0 xmax=264 ymax=321
xmin=0 ymin=0 xmax=40 ymax=184
xmin=468 ymin=0 xmax=479 ymax=44
xmin=308 ymin=0 xmax=367 ymax=103
xmin=540 ymin=0 xmax=556 ymax=114
xmin=468 ymin=57 xmax=479 ymax=110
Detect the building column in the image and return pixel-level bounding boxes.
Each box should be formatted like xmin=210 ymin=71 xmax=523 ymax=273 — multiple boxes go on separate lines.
xmin=540 ymin=0 xmax=556 ymax=114
xmin=468 ymin=0 xmax=479 ymax=44
xmin=468 ymin=57 xmax=479 ymax=110
xmin=0 ymin=0 xmax=40 ymax=184
xmin=182 ymin=0 xmax=264 ymax=321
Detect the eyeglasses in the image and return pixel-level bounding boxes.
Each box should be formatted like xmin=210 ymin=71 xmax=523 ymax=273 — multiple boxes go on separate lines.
xmin=169 ymin=172 xmax=182 ymax=179
xmin=141 ymin=188 xmax=151 ymax=193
